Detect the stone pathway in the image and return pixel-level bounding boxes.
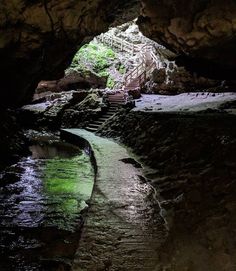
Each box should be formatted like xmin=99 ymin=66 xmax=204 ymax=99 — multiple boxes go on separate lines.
xmin=61 ymin=129 xmax=168 ymax=271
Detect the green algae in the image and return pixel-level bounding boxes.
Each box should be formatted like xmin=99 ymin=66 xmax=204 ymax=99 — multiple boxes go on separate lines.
xmin=41 ymin=152 xmax=94 ymax=230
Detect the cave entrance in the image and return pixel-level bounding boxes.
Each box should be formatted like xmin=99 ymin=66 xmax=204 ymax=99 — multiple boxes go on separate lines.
xmin=27 ymin=19 xmax=236 ymax=133
xmin=34 ymin=20 xmax=174 ymax=102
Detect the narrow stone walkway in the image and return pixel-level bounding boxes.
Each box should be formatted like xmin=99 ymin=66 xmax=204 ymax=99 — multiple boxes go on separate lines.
xmin=61 ymin=129 xmax=167 ymax=271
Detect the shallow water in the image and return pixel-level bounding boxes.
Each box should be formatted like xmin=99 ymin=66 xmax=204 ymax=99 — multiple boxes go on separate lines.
xmin=0 ymin=138 xmax=94 ymax=270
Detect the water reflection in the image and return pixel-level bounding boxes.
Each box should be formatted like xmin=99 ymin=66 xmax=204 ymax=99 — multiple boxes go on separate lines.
xmin=0 ymin=138 xmax=94 ymax=270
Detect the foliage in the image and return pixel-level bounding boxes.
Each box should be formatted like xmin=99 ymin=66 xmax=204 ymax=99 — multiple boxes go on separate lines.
xmin=70 ymin=42 xmax=116 ymax=75
xmin=106 ymin=76 xmax=115 ymax=89
xmin=68 ymin=41 xmax=125 ymax=89
xmin=118 ymin=64 xmax=126 ymax=74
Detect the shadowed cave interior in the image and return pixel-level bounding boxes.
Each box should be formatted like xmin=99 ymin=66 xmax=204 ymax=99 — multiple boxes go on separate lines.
xmin=0 ymin=1 xmax=236 ymax=271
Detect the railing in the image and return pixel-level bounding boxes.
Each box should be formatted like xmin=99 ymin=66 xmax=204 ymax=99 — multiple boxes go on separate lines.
xmin=97 ymin=32 xmax=163 ymax=90
xmin=123 ymin=44 xmax=160 ymax=88
xmin=124 ymin=62 xmax=146 ymax=85
xmin=97 ymin=33 xmax=140 ymax=55
xmin=150 ymin=51 xmax=161 ymax=69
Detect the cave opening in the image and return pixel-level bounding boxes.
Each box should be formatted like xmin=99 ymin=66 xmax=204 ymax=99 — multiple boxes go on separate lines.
xmin=1 ymin=1 xmax=236 ymax=271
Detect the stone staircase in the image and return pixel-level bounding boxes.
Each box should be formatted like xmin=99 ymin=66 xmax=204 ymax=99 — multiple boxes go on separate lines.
xmin=85 ymin=92 xmax=126 ymax=133
xmin=85 ymin=34 xmax=162 ymax=133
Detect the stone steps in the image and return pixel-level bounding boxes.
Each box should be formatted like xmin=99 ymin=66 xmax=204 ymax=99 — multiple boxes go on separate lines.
xmin=87 ymin=123 xmax=101 ymax=128
xmin=85 ymin=92 xmax=126 ymax=133
xmin=93 ymin=120 xmax=104 ymax=125
xmin=85 ymin=126 xmax=98 ymax=132
xmin=99 ymin=117 xmax=111 ymax=121
xmin=85 ymin=105 xmax=120 ymax=133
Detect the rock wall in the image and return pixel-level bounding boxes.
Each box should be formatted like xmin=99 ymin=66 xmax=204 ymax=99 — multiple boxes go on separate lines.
xmin=98 ymin=110 xmax=236 ymax=270
xmin=0 ymin=110 xmax=27 ymax=170
xmin=0 ymin=0 xmax=139 ymax=106
xmin=146 ymin=66 xmax=223 ymax=95
xmin=138 ymin=0 xmax=236 ymax=79
xmin=1 ymin=0 xmax=236 ymax=106
xmin=19 ymin=90 xmax=103 ymax=130
xmin=35 ymin=70 xmax=106 ymax=96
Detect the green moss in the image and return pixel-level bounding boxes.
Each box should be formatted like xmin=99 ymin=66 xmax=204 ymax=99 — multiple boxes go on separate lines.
xmin=106 ymin=76 xmax=115 ymax=89
xmin=41 ymin=153 xmax=94 ymax=230
xmin=119 ymin=64 xmax=126 ymax=75
xmin=70 ymin=42 xmax=116 ymax=75
xmin=68 ymin=41 xmax=123 ymax=90
xmin=98 ymin=70 xmax=109 ymax=78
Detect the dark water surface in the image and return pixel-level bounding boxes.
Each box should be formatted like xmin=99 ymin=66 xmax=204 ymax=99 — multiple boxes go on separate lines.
xmin=0 ymin=138 xmax=94 ymax=271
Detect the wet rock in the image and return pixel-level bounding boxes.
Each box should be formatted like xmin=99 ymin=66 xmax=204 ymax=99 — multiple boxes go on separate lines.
xmin=0 ymin=110 xmax=27 ymax=170
xmin=120 ymin=158 xmax=142 ymax=168
xmin=98 ymin=110 xmax=236 ymax=270
xmin=0 ymin=172 xmax=20 ymax=186
xmin=20 ymin=90 xmax=91 ymax=129
xmin=0 ymin=137 xmax=94 ymax=271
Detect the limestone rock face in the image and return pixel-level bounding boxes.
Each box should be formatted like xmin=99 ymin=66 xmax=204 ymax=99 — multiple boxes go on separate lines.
xmin=35 ymin=70 xmax=106 ymax=98
xmin=146 ymin=66 xmax=223 ymax=95
xmin=1 ymin=0 xmax=236 ymax=106
xmin=0 ymin=0 xmax=139 ymax=106
xmin=20 ymin=90 xmax=88 ymax=129
xmin=138 ymin=0 xmax=236 ymax=79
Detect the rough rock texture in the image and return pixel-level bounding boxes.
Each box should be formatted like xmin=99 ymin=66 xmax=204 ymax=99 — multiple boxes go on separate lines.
xmin=128 ymin=88 xmax=142 ymax=99
xmin=0 ymin=110 xmax=27 ymax=170
xmin=146 ymin=66 xmax=224 ymax=95
xmin=98 ymin=110 xmax=236 ymax=271
xmin=0 ymin=0 xmax=139 ymax=106
xmin=20 ymin=90 xmax=89 ymax=129
xmin=1 ymin=0 xmax=236 ymax=106
xmin=0 ymin=134 xmax=94 ymax=271
xmin=138 ymin=0 xmax=236 ymax=79
xmin=61 ymin=92 xmax=104 ymax=128
xmin=35 ymin=70 xmax=106 ymax=97
xmin=19 ymin=90 xmax=105 ymax=130
xmin=61 ymin=129 xmax=167 ymax=271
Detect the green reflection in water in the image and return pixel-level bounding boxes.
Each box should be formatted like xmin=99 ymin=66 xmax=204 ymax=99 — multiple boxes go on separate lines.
xmin=42 ymin=152 xmax=94 ymax=231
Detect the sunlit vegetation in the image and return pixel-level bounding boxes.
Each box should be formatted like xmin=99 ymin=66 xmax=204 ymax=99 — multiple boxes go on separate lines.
xmin=70 ymin=42 xmax=115 ymax=75
xmin=68 ymin=41 xmax=122 ymax=89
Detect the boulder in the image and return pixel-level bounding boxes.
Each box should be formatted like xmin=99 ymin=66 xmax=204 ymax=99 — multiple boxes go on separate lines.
xmin=20 ymin=90 xmax=89 ymax=129
xmin=61 ymin=92 xmax=103 ymax=128
xmin=73 ymin=93 xmax=101 ymax=111
xmin=57 ymin=70 xmax=107 ymax=91
xmin=35 ymin=70 xmax=106 ymax=98
xmin=128 ymin=88 xmax=142 ymax=99
xmin=152 ymin=68 xmax=166 ymax=84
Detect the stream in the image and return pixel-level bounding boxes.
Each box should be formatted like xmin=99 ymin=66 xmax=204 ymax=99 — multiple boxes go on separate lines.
xmin=0 ymin=134 xmax=94 ymax=271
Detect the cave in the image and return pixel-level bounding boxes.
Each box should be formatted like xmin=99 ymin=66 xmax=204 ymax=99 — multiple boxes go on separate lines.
xmin=1 ymin=1 xmax=236 ymax=271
